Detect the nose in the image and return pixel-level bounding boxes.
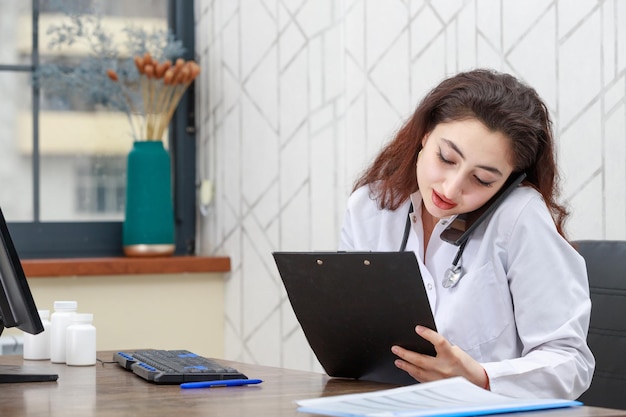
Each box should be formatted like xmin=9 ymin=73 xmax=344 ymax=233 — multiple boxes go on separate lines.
xmin=442 ymin=173 xmax=464 ymax=200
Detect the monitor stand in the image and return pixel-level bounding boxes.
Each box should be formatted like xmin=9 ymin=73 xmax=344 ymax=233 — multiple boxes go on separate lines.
xmin=0 ymin=325 xmax=58 ymax=383
xmin=0 ymin=365 xmax=58 ymax=383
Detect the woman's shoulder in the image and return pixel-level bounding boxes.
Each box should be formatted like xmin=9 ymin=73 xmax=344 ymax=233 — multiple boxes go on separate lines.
xmin=503 ymin=185 xmax=549 ymax=213
xmin=345 ymin=183 xmax=411 ymax=221
xmin=346 ymin=184 xmax=380 ymax=212
xmin=349 ymin=183 xmax=374 ymax=200
xmin=492 ymin=185 xmax=558 ymax=234
xmin=502 ymin=184 xmax=544 ymax=208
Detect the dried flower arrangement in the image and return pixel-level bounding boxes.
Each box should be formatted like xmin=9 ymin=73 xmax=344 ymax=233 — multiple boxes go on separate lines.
xmin=35 ymin=1 xmax=197 ymax=142
xmin=106 ymin=53 xmax=201 ymax=141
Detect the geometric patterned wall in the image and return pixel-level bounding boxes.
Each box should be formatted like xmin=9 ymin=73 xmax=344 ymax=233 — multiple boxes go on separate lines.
xmin=194 ymin=0 xmax=626 ymax=372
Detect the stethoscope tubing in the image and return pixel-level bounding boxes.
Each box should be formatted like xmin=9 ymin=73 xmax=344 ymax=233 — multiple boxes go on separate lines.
xmin=400 ymin=202 xmax=468 ymax=288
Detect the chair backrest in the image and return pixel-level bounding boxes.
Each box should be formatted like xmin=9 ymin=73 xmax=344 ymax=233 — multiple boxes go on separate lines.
xmin=574 ymin=240 xmax=626 ymax=410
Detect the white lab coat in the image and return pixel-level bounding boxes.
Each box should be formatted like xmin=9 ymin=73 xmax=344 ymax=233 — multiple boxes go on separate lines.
xmin=339 ymin=184 xmax=595 ymax=399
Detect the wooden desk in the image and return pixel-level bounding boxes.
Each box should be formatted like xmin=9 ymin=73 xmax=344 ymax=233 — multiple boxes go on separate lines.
xmin=0 ymin=351 xmax=624 ymax=417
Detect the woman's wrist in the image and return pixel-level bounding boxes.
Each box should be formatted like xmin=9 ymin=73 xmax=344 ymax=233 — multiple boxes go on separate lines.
xmin=482 ymin=367 xmax=491 ymax=390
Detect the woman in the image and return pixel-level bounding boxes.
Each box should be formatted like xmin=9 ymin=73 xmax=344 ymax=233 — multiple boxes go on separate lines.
xmin=339 ymin=69 xmax=595 ymax=399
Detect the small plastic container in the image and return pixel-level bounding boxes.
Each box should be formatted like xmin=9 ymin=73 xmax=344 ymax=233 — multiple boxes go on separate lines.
xmin=50 ymin=301 xmax=78 ymax=364
xmin=23 ymin=309 xmax=51 ymax=360
xmin=66 ymin=313 xmax=96 ymax=366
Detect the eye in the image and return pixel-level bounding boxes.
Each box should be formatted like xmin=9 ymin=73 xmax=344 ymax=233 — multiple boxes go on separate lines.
xmin=437 ymin=150 xmax=454 ymax=165
xmin=474 ymin=175 xmax=495 ymax=187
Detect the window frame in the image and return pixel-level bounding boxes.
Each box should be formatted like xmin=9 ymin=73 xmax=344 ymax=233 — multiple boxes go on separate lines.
xmin=3 ymin=0 xmax=197 ymax=259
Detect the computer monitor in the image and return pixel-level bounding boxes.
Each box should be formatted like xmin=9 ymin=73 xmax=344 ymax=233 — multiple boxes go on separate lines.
xmin=0 ymin=207 xmax=58 ymax=383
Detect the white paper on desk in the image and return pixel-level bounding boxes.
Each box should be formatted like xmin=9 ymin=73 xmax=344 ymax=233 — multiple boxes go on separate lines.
xmin=296 ymin=377 xmax=582 ymax=417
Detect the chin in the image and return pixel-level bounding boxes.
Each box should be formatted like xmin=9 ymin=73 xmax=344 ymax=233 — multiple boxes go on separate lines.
xmin=423 ymin=203 xmax=448 ymax=219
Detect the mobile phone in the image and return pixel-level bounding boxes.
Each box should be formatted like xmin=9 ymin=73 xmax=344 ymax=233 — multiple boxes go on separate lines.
xmin=439 ymin=172 xmax=527 ymax=246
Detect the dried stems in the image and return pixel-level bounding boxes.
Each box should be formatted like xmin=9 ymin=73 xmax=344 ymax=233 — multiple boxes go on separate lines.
xmin=106 ymin=52 xmax=201 ymax=141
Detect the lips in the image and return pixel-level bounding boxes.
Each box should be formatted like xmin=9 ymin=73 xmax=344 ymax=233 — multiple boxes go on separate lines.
xmin=432 ymin=190 xmax=457 ymax=210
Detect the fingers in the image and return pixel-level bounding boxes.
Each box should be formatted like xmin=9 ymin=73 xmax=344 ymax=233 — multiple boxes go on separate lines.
xmin=391 ymin=326 xmax=453 ymax=383
xmin=391 ymin=344 xmax=425 ymax=365
xmin=392 ymin=347 xmax=446 ymax=383
xmin=394 ymin=357 xmax=425 ymax=382
xmin=415 ymin=325 xmax=450 ymax=352
xmin=392 ymin=326 xmax=489 ymax=389
xmin=390 ymin=325 xmax=444 ymax=364
xmin=391 ymin=345 xmax=425 ymax=382
xmin=391 ymin=326 xmax=437 ymax=382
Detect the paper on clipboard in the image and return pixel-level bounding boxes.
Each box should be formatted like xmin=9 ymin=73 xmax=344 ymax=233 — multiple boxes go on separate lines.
xmin=295 ymin=377 xmax=582 ymax=417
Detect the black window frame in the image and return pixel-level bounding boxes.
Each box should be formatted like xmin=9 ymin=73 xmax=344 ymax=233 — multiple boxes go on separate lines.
xmin=2 ymin=0 xmax=196 ymax=259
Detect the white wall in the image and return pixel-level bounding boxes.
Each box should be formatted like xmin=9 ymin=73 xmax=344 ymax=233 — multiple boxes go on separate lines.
xmin=194 ymin=0 xmax=626 ymax=372
xmin=4 ymin=273 xmax=225 ymax=358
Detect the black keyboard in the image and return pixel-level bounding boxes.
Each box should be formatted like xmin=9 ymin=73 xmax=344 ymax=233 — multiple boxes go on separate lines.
xmin=113 ymin=349 xmax=247 ymax=384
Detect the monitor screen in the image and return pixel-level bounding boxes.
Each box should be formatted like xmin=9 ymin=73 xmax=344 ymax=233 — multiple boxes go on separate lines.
xmin=0 ymin=207 xmax=57 ymax=383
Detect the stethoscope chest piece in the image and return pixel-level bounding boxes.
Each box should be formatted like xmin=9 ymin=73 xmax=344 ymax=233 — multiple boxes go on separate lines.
xmin=442 ymin=264 xmax=462 ymax=288
xmin=441 ymin=238 xmax=468 ymax=288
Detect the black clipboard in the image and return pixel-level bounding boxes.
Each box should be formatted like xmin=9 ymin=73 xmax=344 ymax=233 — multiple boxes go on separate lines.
xmin=273 ymin=251 xmax=436 ymax=385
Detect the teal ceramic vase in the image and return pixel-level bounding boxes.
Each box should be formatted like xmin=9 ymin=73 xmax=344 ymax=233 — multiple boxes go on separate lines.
xmin=123 ymin=141 xmax=175 ymax=256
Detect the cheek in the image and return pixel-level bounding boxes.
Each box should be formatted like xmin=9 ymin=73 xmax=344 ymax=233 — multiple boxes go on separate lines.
xmin=461 ymin=190 xmax=498 ymax=213
xmin=416 ymin=158 xmax=440 ymax=189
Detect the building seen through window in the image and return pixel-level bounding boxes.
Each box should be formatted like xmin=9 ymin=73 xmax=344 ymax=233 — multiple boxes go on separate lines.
xmin=0 ymin=0 xmax=167 ymax=221
xmin=0 ymin=0 xmax=196 ymax=258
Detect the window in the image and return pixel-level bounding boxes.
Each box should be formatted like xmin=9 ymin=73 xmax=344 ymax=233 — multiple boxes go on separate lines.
xmin=0 ymin=0 xmax=196 ymax=258
xmin=75 ymin=157 xmax=126 ymax=216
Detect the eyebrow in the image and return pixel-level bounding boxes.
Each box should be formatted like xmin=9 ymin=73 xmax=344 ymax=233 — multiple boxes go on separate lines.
xmin=442 ymin=139 xmax=504 ymax=176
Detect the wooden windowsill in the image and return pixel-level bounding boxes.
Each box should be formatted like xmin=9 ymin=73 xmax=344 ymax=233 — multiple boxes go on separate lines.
xmin=21 ymin=256 xmax=231 ymax=278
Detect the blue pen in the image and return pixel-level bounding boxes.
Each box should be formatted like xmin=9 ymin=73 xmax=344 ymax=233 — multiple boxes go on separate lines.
xmin=180 ymin=378 xmax=263 ymax=389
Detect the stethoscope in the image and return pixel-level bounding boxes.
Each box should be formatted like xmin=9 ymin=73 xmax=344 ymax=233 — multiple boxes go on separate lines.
xmin=399 ymin=203 xmax=469 ymax=289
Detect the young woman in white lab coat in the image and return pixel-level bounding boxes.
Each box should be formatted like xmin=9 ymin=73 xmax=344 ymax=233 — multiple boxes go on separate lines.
xmin=339 ymin=69 xmax=595 ymax=399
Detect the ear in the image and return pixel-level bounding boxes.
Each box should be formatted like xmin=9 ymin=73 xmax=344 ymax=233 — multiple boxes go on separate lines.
xmin=421 ymin=131 xmax=431 ymax=148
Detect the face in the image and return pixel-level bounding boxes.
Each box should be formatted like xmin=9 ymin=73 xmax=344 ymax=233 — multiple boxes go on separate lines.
xmin=417 ymin=119 xmax=515 ymax=219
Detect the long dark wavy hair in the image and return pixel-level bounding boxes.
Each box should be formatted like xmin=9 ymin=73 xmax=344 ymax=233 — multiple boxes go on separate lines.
xmin=353 ymin=68 xmax=569 ymax=237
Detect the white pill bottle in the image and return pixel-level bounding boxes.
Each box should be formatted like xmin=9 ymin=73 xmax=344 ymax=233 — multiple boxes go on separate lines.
xmin=66 ymin=313 xmax=97 ymax=366
xmin=50 ymin=301 xmax=78 ymax=363
xmin=23 ymin=309 xmax=51 ymax=360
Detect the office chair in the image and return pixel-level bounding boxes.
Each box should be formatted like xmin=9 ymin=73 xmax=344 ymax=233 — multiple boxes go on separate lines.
xmin=574 ymin=240 xmax=626 ymax=410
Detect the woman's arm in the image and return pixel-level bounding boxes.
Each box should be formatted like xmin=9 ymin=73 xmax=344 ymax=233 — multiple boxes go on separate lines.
xmin=482 ymin=194 xmax=595 ymax=398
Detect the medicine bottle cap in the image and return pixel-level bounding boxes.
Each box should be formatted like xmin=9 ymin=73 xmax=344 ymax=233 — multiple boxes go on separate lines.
xmin=72 ymin=313 xmax=93 ymax=324
xmin=38 ymin=309 xmax=50 ymax=320
xmin=53 ymin=301 xmax=78 ymax=311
